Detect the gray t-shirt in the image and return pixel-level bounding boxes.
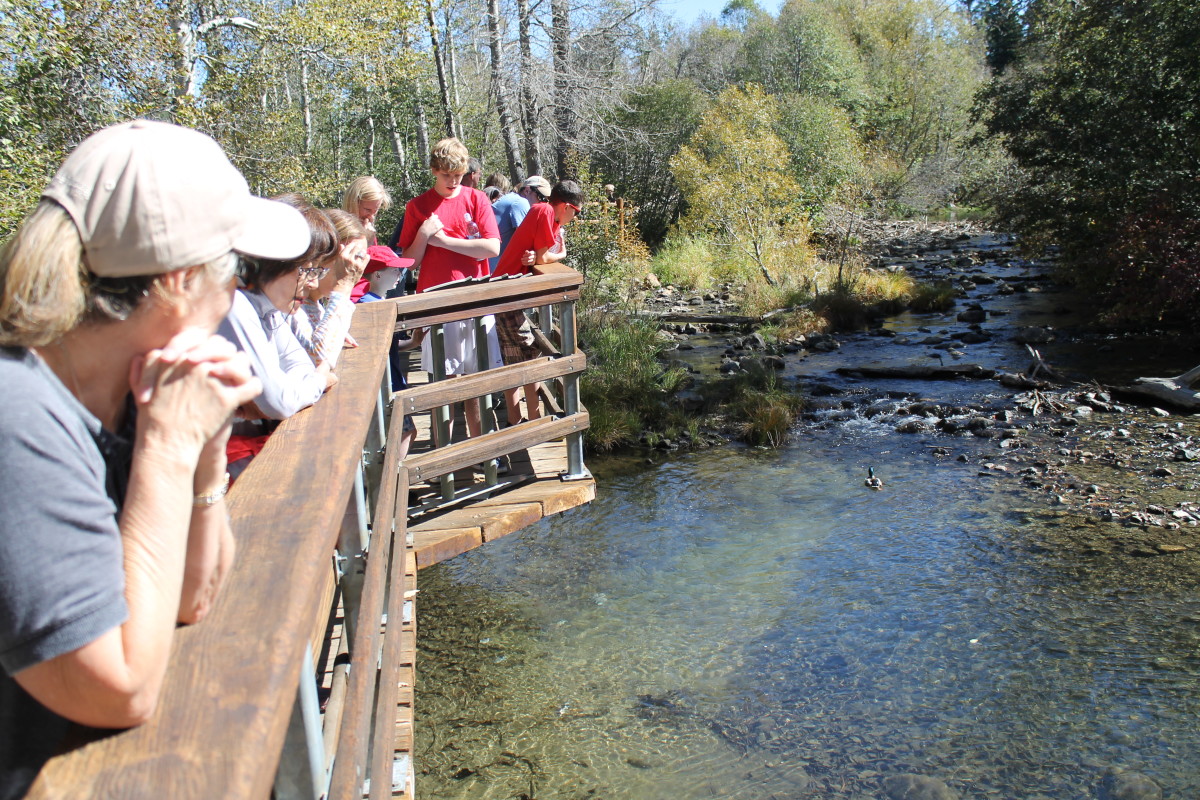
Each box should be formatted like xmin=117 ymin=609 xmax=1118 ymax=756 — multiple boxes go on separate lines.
xmin=0 ymin=347 xmax=130 ymax=799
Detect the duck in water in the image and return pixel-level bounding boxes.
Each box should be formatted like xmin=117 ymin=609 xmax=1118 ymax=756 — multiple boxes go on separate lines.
xmin=865 ymin=467 xmax=884 ymax=489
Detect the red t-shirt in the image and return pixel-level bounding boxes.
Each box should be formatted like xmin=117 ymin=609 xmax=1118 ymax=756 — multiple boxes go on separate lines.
xmin=493 ymin=203 xmax=561 ymax=278
xmin=399 ymin=187 xmax=500 ymax=292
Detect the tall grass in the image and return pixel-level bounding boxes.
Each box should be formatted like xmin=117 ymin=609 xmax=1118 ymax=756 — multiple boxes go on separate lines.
xmin=706 ymin=368 xmax=805 ymax=447
xmin=578 ymin=306 xmax=685 ymax=451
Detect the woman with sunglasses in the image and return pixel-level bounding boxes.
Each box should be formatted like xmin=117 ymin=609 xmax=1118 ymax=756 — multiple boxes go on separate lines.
xmin=218 ymin=200 xmax=340 ymax=424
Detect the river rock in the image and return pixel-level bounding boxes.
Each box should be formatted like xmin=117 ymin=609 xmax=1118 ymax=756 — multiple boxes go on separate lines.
xmin=810 ymin=335 xmax=840 ymax=352
xmin=882 ymin=774 xmax=959 ymax=800
xmin=957 ymin=305 xmax=987 ymax=323
xmin=955 ymin=331 xmax=992 ymax=344
xmin=719 ymin=359 xmax=741 ymax=374
xmin=1098 ymin=769 xmax=1162 ymax=800
xmin=1014 ymin=326 xmax=1054 ymax=344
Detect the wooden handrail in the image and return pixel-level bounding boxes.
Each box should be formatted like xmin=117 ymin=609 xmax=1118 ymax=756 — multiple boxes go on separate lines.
xmin=25 ymin=302 xmax=395 ymax=800
xmin=390 ymin=268 xmax=582 ymax=332
xmin=23 ymin=265 xmax=590 ymax=799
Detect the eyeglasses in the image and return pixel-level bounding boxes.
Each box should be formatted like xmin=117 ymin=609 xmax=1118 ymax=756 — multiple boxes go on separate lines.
xmin=298 ymin=265 xmax=330 ymax=281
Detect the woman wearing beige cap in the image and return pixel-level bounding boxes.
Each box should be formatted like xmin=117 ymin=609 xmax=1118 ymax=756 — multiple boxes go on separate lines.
xmin=0 ymin=120 xmax=309 ymax=794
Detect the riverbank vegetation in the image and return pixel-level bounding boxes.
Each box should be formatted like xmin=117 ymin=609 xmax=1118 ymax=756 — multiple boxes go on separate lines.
xmin=3 ymin=0 xmax=1196 ymax=448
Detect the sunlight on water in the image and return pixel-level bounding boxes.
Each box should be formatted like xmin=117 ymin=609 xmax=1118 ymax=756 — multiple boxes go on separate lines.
xmin=415 ymin=436 xmax=1200 ymax=799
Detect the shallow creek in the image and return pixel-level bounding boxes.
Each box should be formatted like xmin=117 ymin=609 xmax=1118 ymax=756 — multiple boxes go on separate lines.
xmin=415 ymin=236 xmax=1200 ymax=799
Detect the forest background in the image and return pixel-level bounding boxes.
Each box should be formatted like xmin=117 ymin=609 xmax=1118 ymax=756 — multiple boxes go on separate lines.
xmin=2 ymin=0 xmax=1197 ymax=446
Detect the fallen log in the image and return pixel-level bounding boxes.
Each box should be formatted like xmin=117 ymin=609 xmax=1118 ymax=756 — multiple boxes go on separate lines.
xmin=836 ymin=364 xmax=996 ymax=380
xmin=1112 ymin=380 xmax=1200 ymax=411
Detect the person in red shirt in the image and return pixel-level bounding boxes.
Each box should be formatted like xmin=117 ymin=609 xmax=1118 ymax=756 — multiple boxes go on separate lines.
xmin=493 ymin=180 xmax=584 ymax=425
xmin=397 ymin=138 xmax=501 ymax=442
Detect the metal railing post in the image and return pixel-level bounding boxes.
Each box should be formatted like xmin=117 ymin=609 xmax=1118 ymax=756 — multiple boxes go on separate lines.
xmin=556 ymin=300 xmax=589 ymax=480
xmin=475 ymin=315 xmax=498 ymax=485
xmin=430 ymin=323 xmax=455 ymax=500
xmin=273 ymin=644 xmax=326 ymax=800
xmin=335 ymin=463 xmax=370 ymax=645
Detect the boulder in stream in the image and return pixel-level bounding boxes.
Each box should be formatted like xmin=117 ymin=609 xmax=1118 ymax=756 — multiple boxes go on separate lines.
xmin=882 ymin=773 xmax=959 ymax=800
xmin=1098 ymin=768 xmax=1162 ymax=800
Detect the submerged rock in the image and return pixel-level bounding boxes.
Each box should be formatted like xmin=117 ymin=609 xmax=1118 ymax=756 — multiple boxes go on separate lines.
xmin=882 ymin=773 xmax=959 ymax=800
xmin=1098 ymin=769 xmax=1162 ymax=800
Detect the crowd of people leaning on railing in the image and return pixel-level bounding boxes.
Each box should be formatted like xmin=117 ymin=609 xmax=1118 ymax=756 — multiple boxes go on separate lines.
xmin=0 ymin=121 xmax=584 ymax=799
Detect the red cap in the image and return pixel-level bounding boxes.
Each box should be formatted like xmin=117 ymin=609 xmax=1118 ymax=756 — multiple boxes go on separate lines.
xmin=365 ymin=244 xmax=414 ymax=274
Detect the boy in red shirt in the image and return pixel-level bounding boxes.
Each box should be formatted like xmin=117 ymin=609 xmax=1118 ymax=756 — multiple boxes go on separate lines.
xmin=398 ymin=138 xmax=501 ymax=441
xmin=493 ymin=180 xmax=584 ymax=425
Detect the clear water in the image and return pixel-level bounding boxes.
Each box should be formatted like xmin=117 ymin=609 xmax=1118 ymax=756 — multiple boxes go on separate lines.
xmin=415 ymin=431 xmax=1200 ymax=799
xmin=415 ymin=236 xmax=1200 ymax=798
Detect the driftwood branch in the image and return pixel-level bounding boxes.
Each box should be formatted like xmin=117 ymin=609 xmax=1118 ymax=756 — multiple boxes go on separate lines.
xmin=1115 ymin=362 xmax=1200 ymax=410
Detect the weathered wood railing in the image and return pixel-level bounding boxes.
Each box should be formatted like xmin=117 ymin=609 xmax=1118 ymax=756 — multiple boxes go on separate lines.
xmin=25 ymin=266 xmax=590 ymax=799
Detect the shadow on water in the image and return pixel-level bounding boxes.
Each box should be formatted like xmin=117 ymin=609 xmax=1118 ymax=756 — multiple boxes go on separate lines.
xmin=416 ymin=436 xmax=1200 ymax=799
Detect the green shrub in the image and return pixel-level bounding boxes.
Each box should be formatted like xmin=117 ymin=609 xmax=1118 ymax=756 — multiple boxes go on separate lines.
xmin=650 ymin=236 xmax=717 ymax=290
xmin=578 ymin=308 xmax=681 ymax=451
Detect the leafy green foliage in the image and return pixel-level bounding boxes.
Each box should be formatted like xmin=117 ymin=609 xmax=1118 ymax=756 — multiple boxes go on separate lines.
xmin=671 ymin=84 xmax=812 ymax=284
xmin=773 ymin=93 xmax=865 ymax=208
xmin=980 ymin=0 xmax=1200 ymax=322
xmin=578 ymin=310 xmax=681 ymax=451
xmin=735 ymin=0 xmax=868 ymax=113
xmin=593 ymin=80 xmax=708 ymax=247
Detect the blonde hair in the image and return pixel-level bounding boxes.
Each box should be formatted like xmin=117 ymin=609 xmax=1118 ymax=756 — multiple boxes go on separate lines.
xmin=0 ymin=200 xmax=235 ymax=347
xmin=341 ymin=177 xmax=392 ymax=216
xmin=484 ymin=172 xmax=511 ymax=193
xmin=429 ymin=138 xmax=470 ymax=173
xmin=323 ymin=208 xmax=369 ymax=244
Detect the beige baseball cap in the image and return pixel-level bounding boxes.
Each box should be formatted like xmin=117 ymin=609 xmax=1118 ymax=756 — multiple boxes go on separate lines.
xmin=41 ymin=120 xmax=310 ymax=278
xmin=521 ymin=176 xmax=552 ymax=200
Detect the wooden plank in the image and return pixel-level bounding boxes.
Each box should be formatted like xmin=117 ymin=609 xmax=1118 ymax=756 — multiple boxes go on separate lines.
xmin=404 ymin=412 xmax=589 ymax=485
xmin=27 ymin=301 xmax=396 ymax=800
xmin=411 ymin=502 xmax=544 ymax=543
xmin=310 ymin=562 xmax=339 ymax=676
xmin=413 ymin=528 xmax=483 ymax=568
xmin=331 ymin=354 xmax=412 ymax=800
xmin=472 ymin=479 xmax=597 ymax=516
xmin=394 ymin=352 xmax=585 ymax=415
xmin=370 ymin=468 xmax=410 ymax=800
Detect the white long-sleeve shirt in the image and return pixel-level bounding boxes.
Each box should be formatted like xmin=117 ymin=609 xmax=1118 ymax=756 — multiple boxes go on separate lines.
xmin=218 ymin=289 xmax=326 ymax=420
